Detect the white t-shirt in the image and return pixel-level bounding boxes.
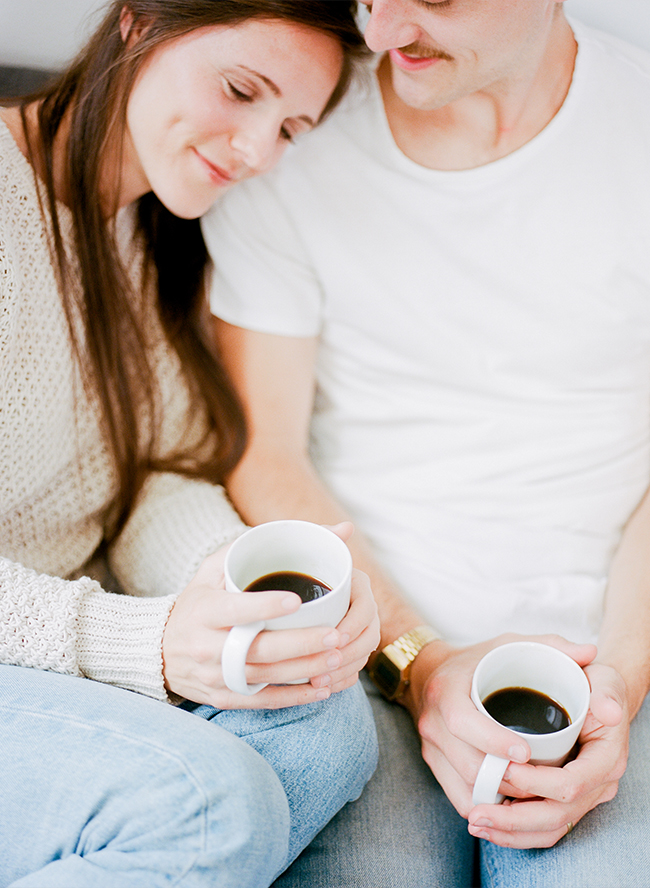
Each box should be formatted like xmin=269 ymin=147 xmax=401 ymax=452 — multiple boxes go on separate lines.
xmin=204 ymin=21 xmax=650 ymax=646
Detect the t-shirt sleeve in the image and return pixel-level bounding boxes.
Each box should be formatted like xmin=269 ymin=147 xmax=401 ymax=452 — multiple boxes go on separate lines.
xmin=202 ymin=174 xmax=323 ymax=338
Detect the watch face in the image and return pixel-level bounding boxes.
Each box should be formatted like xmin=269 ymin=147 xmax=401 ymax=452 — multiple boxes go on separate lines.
xmin=372 ymin=653 xmax=402 ymax=697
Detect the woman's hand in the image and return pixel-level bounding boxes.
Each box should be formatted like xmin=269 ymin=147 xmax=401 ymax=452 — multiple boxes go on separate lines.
xmin=162 ymin=524 xmax=379 ymax=708
xmin=309 ymin=565 xmax=380 ymax=694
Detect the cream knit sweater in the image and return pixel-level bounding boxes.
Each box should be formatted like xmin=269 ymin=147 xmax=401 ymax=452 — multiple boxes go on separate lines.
xmin=0 ymin=118 xmax=245 ymax=701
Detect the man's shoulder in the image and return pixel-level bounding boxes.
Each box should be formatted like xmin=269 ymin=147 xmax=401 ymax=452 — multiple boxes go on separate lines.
xmin=570 ymin=18 xmax=650 ymax=138
xmin=572 ymin=18 xmax=650 ymax=83
xmin=283 ymin=64 xmax=383 ymax=162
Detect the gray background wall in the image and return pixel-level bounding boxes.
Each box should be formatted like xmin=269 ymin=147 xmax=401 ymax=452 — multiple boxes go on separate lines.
xmin=0 ymin=0 xmax=106 ymax=69
xmin=1 ymin=0 xmax=649 ymax=71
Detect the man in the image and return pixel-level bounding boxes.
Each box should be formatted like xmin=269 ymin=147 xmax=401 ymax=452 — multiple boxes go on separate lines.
xmin=202 ymin=1 xmax=650 ymax=884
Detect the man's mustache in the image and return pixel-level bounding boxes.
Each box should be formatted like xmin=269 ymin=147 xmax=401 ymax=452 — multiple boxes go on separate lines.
xmin=399 ymin=42 xmax=454 ymax=62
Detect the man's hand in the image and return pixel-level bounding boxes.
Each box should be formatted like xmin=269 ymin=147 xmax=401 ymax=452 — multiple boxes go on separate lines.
xmin=403 ymin=634 xmax=627 ymax=847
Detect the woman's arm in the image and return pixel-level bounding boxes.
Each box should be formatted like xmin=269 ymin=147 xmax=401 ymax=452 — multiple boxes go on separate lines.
xmin=0 ymin=555 xmax=176 ymax=701
xmin=108 ymin=471 xmax=246 ymax=600
xmin=110 ymin=468 xmax=379 ymax=707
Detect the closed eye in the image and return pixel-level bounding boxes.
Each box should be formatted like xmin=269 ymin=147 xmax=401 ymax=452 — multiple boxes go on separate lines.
xmin=224 ymin=79 xmax=254 ymax=102
xmin=280 ymin=116 xmax=316 ymax=143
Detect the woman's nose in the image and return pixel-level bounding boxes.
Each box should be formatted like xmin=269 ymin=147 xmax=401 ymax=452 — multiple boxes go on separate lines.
xmin=230 ymin=122 xmax=279 ymax=174
xmin=363 ymin=0 xmax=422 ymax=53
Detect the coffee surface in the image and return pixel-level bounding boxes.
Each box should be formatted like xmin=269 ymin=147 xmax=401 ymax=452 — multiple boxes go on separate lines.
xmin=245 ymin=571 xmax=332 ymax=603
xmin=483 ymin=686 xmax=571 ymax=734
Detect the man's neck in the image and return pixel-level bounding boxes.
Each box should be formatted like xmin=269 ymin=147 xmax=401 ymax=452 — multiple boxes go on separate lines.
xmin=379 ymin=16 xmax=577 ymax=172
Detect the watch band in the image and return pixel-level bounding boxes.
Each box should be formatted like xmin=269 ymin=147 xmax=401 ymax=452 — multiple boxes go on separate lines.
xmin=390 ymin=625 xmax=440 ymax=663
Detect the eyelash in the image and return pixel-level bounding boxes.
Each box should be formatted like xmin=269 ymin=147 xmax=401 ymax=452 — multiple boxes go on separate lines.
xmin=365 ymin=0 xmax=452 ymax=10
xmin=225 ymin=79 xmax=295 ymax=143
xmin=225 ymin=80 xmax=253 ymax=102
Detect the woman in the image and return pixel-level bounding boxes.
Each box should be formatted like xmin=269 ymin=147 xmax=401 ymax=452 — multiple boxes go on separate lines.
xmin=0 ymin=2 xmax=378 ymax=885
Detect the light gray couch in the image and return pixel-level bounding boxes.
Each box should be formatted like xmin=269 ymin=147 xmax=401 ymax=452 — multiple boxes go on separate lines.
xmin=0 ymin=64 xmax=54 ymax=98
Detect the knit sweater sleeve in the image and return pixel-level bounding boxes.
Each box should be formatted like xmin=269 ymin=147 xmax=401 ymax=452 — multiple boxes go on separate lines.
xmin=0 ymin=557 xmax=176 ymax=700
xmin=0 ymin=557 xmax=92 ymax=675
xmin=0 ymin=467 xmax=245 ymax=701
xmin=108 ymin=472 xmax=246 ymax=599
xmin=78 ymin=474 xmax=245 ymax=701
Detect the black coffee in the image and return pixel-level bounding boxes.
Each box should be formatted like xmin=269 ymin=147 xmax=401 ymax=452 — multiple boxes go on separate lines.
xmin=483 ymin=686 xmax=571 ymax=735
xmin=244 ymin=571 xmax=332 ymax=603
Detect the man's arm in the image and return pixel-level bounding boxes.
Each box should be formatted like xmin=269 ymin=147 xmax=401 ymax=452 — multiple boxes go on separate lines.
xmin=462 ymin=490 xmax=650 ymax=848
xmin=213 ymin=318 xmax=426 ymax=656
xmin=214 ymin=317 xmax=647 ymax=848
xmin=597 ymin=482 xmax=650 ymax=718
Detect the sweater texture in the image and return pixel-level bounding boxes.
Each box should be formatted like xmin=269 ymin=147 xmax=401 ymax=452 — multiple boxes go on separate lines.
xmin=0 ymin=118 xmax=245 ymax=701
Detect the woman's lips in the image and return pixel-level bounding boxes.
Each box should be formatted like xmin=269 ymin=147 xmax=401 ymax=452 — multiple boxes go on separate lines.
xmin=194 ymin=148 xmax=236 ymax=185
xmin=389 ymin=48 xmax=443 ymax=71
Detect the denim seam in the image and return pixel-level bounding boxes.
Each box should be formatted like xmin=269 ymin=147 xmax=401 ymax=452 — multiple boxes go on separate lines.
xmin=0 ymin=703 xmax=209 ymax=883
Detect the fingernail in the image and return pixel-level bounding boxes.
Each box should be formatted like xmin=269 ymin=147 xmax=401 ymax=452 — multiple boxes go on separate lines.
xmin=322 ymin=631 xmax=339 ymax=647
xmin=282 ymin=594 xmax=300 ymax=610
xmin=316 ymin=688 xmax=331 ymax=700
xmin=508 ymin=744 xmax=528 ymax=762
xmin=473 ymin=818 xmax=493 ymax=828
xmin=327 ymin=652 xmax=341 ymax=669
xmin=470 ymin=828 xmax=490 ymax=840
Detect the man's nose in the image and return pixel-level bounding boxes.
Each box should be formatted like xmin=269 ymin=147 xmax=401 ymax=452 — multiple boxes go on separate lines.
xmin=363 ymin=0 xmax=423 ymax=53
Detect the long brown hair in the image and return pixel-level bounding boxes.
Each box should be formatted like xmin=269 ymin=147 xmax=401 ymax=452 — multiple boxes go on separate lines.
xmin=11 ymin=1 xmax=366 ymax=542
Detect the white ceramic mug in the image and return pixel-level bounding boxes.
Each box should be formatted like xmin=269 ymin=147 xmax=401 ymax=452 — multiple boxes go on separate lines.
xmin=471 ymin=641 xmax=591 ymax=806
xmin=221 ymin=520 xmax=353 ymax=696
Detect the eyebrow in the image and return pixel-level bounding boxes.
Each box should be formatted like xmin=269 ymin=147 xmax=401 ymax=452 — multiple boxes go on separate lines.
xmin=238 ymin=66 xmax=316 ymax=127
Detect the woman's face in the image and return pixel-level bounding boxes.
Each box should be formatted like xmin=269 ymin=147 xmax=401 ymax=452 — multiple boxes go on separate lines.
xmin=121 ymin=18 xmax=343 ymax=217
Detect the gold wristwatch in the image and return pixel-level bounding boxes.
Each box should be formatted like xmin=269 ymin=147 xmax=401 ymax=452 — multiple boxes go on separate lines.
xmin=367 ymin=625 xmax=440 ymax=702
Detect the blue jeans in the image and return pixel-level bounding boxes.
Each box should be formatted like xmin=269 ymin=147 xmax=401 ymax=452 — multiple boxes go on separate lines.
xmin=0 ymin=665 xmax=377 ymax=887
xmin=274 ymin=673 xmax=650 ymax=888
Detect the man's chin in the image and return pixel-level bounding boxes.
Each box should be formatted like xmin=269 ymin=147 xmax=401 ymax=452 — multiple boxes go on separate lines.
xmin=386 ymin=65 xmax=455 ymax=112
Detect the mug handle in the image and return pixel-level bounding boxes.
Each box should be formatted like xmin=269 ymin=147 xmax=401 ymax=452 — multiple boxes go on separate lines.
xmin=472 ymin=753 xmax=508 ymax=806
xmin=221 ymin=621 xmax=267 ymax=696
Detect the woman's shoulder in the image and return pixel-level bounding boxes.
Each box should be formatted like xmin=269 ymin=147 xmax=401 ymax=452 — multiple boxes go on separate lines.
xmin=0 ymin=107 xmax=28 ymax=150
xmin=0 ymin=109 xmax=31 ymax=178
xmin=0 ymin=110 xmax=41 ymax=221
xmin=0 ymin=112 xmax=62 ymax=322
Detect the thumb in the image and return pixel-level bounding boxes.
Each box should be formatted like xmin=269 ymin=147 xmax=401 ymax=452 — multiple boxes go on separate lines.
xmin=585 ymin=663 xmax=625 ymax=727
xmin=324 ymin=521 xmax=354 ymax=543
